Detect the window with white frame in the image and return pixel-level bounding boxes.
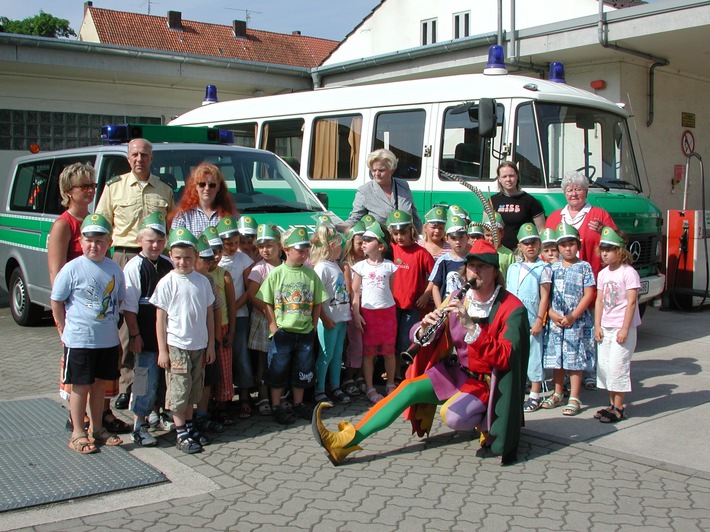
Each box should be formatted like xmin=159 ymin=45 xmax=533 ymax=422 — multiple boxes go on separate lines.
xmin=421 ymin=18 xmax=437 ymax=45
xmin=453 ymin=11 xmax=470 ymax=39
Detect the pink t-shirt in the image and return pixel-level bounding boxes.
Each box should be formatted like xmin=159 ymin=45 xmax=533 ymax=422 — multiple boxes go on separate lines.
xmin=597 ymin=264 xmax=642 ymax=329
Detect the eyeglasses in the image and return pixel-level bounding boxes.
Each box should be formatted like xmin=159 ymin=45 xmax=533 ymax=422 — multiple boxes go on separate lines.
xmin=71 ymin=183 xmax=97 ymax=192
xmin=197 ymin=182 xmax=217 ymax=189
xmin=565 ymin=187 xmax=586 ymax=194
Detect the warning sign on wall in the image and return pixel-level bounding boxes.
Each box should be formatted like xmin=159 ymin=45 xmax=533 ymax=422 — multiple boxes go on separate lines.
xmin=681 ymin=112 xmax=696 ymax=128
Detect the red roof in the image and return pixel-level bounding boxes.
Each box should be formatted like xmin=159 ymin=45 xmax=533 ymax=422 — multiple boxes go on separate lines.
xmin=84 ymin=7 xmax=338 ymax=68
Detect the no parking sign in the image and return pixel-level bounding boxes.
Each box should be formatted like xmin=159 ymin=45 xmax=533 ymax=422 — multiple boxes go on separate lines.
xmin=681 ymin=130 xmax=695 ymax=157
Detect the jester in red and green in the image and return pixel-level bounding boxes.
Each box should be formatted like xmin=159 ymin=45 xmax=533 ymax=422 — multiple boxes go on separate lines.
xmin=313 ymin=239 xmax=530 ymax=465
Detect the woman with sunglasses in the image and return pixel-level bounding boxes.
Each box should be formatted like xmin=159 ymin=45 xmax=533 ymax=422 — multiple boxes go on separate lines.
xmin=170 ymin=162 xmax=238 ymax=234
xmin=48 ymin=163 xmax=99 ymax=284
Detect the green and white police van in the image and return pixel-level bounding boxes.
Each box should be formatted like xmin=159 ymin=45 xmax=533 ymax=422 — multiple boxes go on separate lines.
xmin=0 ymin=124 xmax=337 ymax=326
xmin=170 ymin=47 xmax=665 ymax=310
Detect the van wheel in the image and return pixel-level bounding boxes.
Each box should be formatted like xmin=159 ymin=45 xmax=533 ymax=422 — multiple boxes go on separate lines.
xmin=9 ymin=268 xmax=43 ymax=326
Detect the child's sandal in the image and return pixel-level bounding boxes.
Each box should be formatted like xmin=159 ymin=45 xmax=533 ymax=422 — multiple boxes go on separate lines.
xmin=562 ymin=397 xmax=582 ymax=416
xmin=599 ymin=406 xmax=624 ymax=423
xmin=366 ymin=388 xmax=383 ymax=404
xmin=91 ymin=427 xmax=122 ymax=446
xmin=68 ymin=432 xmax=98 ymax=454
xmin=540 ymin=392 xmax=563 ymax=409
xmin=385 ymin=383 xmax=397 ymax=396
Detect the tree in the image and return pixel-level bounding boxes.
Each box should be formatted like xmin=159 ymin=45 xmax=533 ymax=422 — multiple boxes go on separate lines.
xmin=0 ymin=11 xmax=76 ymax=38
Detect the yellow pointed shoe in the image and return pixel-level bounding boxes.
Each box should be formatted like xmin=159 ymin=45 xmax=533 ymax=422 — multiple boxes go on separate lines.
xmin=311 ymin=402 xmax=362 ymax=465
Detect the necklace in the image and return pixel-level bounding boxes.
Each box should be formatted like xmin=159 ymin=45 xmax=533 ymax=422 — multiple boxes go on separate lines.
xmin=141 ymin=253 xmax=160 ymax=271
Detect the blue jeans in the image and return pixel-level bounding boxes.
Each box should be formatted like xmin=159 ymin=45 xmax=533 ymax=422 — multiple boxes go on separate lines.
xmin=232 ymin=316 xmax=253 ymax=389
xmin=129 ymin=351 xmax=160 ymax=417
xmin=264 ymin=329 xmax=315 ymax=389
xmin=396 ymin=308 xmax=421 ymax=359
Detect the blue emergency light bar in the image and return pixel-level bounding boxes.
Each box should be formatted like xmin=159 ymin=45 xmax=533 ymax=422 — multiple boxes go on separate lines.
xmin=548 ymin=62 xmax=566 ymax=83
xmin=101 ymin=124 xmax=234 ymax=145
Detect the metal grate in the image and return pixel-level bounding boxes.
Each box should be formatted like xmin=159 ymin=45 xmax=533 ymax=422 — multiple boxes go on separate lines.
xmin=0 ymin=398 xmax=167 ymax=512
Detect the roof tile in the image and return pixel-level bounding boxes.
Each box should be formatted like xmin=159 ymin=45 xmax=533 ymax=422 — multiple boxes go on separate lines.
xmin=84 ymin=7 xmax=337 ymax=68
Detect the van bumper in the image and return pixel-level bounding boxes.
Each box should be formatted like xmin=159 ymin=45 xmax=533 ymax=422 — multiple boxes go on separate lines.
xmin=638 ymin=273 xmax=665 ymax=304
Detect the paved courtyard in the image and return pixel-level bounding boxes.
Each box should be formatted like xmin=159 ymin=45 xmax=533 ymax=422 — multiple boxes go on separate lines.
xmin=1 ymin=297 xmax=710 ymax=531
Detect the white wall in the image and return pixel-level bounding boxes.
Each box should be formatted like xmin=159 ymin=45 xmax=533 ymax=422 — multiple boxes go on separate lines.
xmin=326 ymin=0 xmax=612 ymax=64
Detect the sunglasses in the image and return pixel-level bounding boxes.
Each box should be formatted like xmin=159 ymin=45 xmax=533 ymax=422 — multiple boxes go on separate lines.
xmin=197 ymin=182 xmax=217 ymax=189
xmin=71 ymin=183 xmax=97 ymax=192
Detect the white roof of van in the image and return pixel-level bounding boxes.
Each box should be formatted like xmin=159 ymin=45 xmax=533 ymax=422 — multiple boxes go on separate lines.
xmin=170 ymin=72 xmax=625 ymax=126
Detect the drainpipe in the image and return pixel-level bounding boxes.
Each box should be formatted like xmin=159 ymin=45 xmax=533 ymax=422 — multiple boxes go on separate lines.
xmin=311 ymin=70 xmax=322 ymax=89
xmin=507 ymin=0 xmax=547 ymax=76
xmin=497 ymin=0 xmax=503 ymax=46
xmin=597 ymin=0 xmax=669 ymax=127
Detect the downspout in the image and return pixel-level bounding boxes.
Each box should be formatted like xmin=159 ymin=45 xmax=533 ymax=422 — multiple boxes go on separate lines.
xmin=597 ymin=0 xmax=669 ymax=127
xmin=497 ymin=0 xmax=503 ymax=46
xmin=311 ymin=70 xmax=322 ymax=89
xmin=506 ymin=0 xmax=548 ymax=76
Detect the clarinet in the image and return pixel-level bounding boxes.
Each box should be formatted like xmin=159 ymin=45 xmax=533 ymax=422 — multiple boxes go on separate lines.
xmin=400 ymin=282 xmax=472 ymax=364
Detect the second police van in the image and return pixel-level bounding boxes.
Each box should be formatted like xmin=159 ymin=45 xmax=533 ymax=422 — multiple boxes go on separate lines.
xmin=0 ymin=124 xmax=336 ymax=326
xmin=170 ymin=46 xmax=665 ymax=311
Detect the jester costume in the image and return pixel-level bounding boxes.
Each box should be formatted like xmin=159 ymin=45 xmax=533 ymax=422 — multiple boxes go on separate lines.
xmin=313 ymin=241 xmax=529 ymax=465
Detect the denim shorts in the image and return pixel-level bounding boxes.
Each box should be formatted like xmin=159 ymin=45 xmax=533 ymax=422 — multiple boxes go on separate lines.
xmin=129 ymin=351 xmax=160 ymax=417
xmin=264 ymin=329 xmax=315 ymax=389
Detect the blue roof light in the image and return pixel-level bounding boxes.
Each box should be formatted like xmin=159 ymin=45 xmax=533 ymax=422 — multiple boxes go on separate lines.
xmin=483 ymin=45 xmax=508 ymax=76
xmin=202 ymin=85 xmax=218 ymax=106
xmin=548 ymin=62 xmax=565 ymax=83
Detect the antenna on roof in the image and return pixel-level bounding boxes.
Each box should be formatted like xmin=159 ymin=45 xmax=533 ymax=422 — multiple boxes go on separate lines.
xmin=139 ymin=0 xmax=158 ymax=16
xmin=226 ymin=8 xmax=262 ymax=25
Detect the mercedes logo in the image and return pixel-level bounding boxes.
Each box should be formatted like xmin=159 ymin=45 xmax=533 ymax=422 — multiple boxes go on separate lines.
xmin=629 ymin=240 xmax=641 ymax=263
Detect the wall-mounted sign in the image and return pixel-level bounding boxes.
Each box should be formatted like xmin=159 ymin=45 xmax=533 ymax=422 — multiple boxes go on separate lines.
xmin=681 ymin=112 xmax=696 ymax=128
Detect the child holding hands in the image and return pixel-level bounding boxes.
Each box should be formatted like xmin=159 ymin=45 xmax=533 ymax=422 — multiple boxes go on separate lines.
xmin=593 ymin=227 xmax=642 ymax=423
xmin=541 ymin=223 xmax=596 ymax=416
xmin=506 ymin=224 xmax=551 ymax=412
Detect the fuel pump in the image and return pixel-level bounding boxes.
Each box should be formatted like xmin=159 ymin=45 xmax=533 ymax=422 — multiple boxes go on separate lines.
xmin=664 ymin=153 xmax=709 ymax=310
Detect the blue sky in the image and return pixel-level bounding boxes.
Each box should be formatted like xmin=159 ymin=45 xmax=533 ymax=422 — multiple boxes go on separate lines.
xmin=0 ymin=0 xmax=381 ymax=41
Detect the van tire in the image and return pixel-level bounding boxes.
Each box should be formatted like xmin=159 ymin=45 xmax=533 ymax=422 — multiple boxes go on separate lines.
xmin=9 ymin=268 xmax=43 ymax=326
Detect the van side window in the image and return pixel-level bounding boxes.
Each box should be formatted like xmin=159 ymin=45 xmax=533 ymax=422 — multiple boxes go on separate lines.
xmin=514 ymin=103 xmax=544 ymax=187
xmin=10 ymin=161 xmax=52 ymax=213
xmin=309 ymin=114 xmax=362 ymax=180
xmin=224 ymin=122 xmax=257 ymax=148
xmin=97 ymin=155 xmax=131 ymax=203
xmin=373 ymin=110 xmax=425 ymax=180
xmin=44 ymin=155 xmax=97 ymax=215
xmin=260 ymin=119 xmax=304 ymax=177
xmin=440 ymin=105 xmax=484 ymax=180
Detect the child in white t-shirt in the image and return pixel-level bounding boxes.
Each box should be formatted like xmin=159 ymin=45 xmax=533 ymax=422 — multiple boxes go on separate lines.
xmin=311 ymin=224 xmax=352 ymax=404
xmin=151 ymin=228 xmax=215 ymax=454
xmin=351 ymin=223 xmax=398 ymax=404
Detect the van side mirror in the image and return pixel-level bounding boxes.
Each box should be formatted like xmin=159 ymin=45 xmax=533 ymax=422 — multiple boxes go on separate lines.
xmin=476 ymin=98 xmax=497 ymax=138
xmin=315 ymin=192 xmax=329 ymax=208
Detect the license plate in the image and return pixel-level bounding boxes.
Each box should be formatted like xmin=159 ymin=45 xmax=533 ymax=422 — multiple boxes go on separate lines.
xmin=639 ymin=281 xmax=649 ymax=295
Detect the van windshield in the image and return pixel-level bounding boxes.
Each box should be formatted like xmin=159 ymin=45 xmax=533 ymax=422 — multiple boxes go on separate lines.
xmin=515 ymin=102 xmax=643 ymax=192
xmin=152 ymin=148 xmax=324 ymax=213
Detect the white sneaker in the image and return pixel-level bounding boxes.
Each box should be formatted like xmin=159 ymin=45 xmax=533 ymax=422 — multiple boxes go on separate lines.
xmin=157 ymin=412 xmax=176 ymax=432
xmin=147 ymin=411 xmax=160 ymax=429
xmin=131 ymin=424 xmax=158 ymax=446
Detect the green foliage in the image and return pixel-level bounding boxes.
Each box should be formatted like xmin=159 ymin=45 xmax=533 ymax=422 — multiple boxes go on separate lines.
xmin=0 ymin=11 xmax=76 ymax=38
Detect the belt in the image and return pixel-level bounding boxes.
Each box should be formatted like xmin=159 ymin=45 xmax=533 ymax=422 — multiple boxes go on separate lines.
xmin=459 ymin=366 xmax=491 ymax=383
xmin=113 ymin=246 xmax=141 ymax=253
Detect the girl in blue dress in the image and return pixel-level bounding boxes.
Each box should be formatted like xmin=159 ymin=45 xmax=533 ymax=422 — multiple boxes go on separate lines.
xmin=541 ymin=223 xmax=596 ymax=416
